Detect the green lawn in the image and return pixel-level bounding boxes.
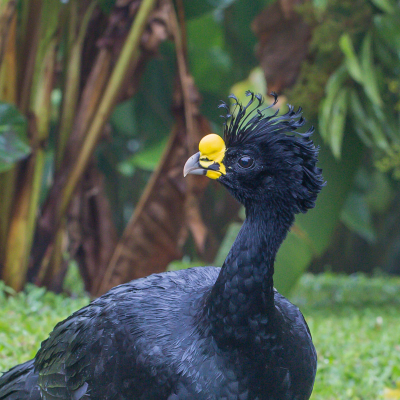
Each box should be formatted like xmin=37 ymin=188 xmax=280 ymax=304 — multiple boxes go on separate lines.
xmin=1 ymin=273 xmax=400 ymax=400
xmin=292 ymin=274 xmax=400 ymax=400
xmin=0 ymin=281 xmax=89 ymax=370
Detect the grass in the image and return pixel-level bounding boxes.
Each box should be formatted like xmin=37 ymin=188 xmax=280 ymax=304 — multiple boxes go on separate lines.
xmin=292 ymin=274 xmax=400 ymax=400
xmin=0 ymin=281 xmax=89 ymax=370
xmin=1 ymin=273 xmax=400 ymax=399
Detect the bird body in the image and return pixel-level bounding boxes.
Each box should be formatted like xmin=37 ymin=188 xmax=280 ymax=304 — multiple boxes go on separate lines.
xmin=0 ymin=92 xmax=323 ymax=400
xmin=0 ymin=267 xmax=315 ymax=400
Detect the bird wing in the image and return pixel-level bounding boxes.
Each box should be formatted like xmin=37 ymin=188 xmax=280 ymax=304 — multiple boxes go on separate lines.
xmin=35 ymin=298 xmax=121 ymax=400
xmin=34 ymin=267 xmax=220 ymax=400
xmin=0 ymin=360 xmax=40 ymax=400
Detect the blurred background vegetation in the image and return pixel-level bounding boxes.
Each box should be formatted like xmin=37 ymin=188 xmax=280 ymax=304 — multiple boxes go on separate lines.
xmin=1 ymin=0 xmax=400 ymax=398
xmin=0 ymin=0 xmax=400 ymax=297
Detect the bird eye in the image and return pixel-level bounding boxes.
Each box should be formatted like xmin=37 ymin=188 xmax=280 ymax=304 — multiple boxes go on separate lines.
xmin=237 ymin=156 xmax=254 ymax=169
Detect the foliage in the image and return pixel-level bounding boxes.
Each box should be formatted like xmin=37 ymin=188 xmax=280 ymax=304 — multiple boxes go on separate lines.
xmin=291 ymin=272 xmax=400 ymax=308
xmin=202 ymin=0 xmax=398 ymax=293
xmin=307 ymin=304 xmax=400 ymax=400
xmin=340 ymin=167 xmax=394 ymax=244
xmin=0 ymin=0 xmax=189 ymax=293
xmin=290 ymin=0 xmax=400 ymax=164
xmin=1 ymin=0 xmax=400 ymax=296
xmin=0 ymin=102 xmax=29 ymax=173
xmin=282 ymin=0 xmax=400 ymax=278
xmin=0 ymin=280 xmax=89 ymax=370
xmin=137 ymin=0 xmax=400 ymax=293
xmin=291 ymin=273 xmax=400 ymax=400
xmin=0 ymin=0 xmax=281 ymax=294
xmin=288 ymin=0 xmax=373 ymax=119
xmin=312 ymin=0 xmax=399 ymax=164
xmin=1 ymin=273 xmax=400 ymax=400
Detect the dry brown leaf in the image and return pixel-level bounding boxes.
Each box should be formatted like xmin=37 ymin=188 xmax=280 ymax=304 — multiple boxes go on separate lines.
xmin=95 ymin=110 xmax=211 ymax=296
xmin=30 ymin=1 xmax=171 ymax=284
xmin=252 ymin=0 xmax=311 ymax=93
xmin=67 ymin=164 xmax=118 ymax=294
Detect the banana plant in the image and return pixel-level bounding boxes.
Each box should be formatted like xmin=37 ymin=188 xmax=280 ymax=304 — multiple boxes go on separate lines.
xmin=319 ymin=0 xmax=400 ymax=165
xmin=0 ymin=0 xmax=161 ymax=292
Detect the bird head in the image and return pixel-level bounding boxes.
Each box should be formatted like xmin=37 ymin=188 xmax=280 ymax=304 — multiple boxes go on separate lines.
xmin=184 ymin=91 xmax=325 ymax=214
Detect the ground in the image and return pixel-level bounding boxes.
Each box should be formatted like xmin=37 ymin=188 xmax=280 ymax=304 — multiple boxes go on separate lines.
xmin=1 ymin=273 xmax=400 ymax=400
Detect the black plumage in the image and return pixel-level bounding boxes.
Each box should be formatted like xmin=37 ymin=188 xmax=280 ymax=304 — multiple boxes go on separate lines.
xmin=0 ymin=92 xmax=324 ymax=400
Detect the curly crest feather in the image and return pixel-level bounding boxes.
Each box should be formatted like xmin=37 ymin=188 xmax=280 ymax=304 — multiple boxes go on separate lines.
xmin=220 ymin=91 xmax=326 ymax=213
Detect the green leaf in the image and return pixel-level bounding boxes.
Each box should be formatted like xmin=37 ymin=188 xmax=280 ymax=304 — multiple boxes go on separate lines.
xmin=119 ymin=136 xmax=169 ymax=173
xmin=187 ymin=13 xmax=232 ymax=94
xmin=230 ymin=67 xmax=267 ymax=103
xmin=349 ymin=89 xmax=370 ymax=130
xmin=370 ymin=0 xmax=395 ymax=14
xmin=329 ymin=88 xmax=349 ymax=159
xmin=365 ymin=99 xmax=398 ymax=144
xmin=274 ymin=228 xmax=314 ymax=295
xmin=311 ymin=0 xmax=328 ymax=10
xmin=374 ymin=13 xmax=400 ymax=52
xmin=31 ymin=0 xmax=64 ymax=105
xmin=319 ymin=65 xmax=348 ymax=141
xmin=348 ymin=89 xmax=375 ymax=147
xmin=339 ymin=34 xmax=363 ymax=83
xmin=183 ymin=0 xmax=237 ymax=20
xmin=367 ymin=120 xmax=391 ymax=152
xmin=348 ymin=89 xmax=390 ymax=151
xmin=374 ymin=36 xmax=398 ymax=69
xmin=98 ymin=0 xmax=116 ymax=14
xmin=214 ymin=222 xmax=242 ymax=267
xmin=0 ymin=103 xmax=30 ymax=173
xmin=187 ymin=0 xmax=266 ymax=125
xmin=365 ymin=171 xmax=393 ymax=214
xmin=167 ymin=259 xmax=203 ymax=271
xmin=222 ymin=0 xmax=267 ymax=78
xmin=363 ymin=102 xmax=391 ymax=152
xmin=341 ymin=192 xmax=376 ymax=243
xmin=360 ymin=32 xmax=383 ymax=107
xmin=275 ymin=130 xmax=365 ymax=294
xmin=110 ymin=98 xmax=138 ymax=137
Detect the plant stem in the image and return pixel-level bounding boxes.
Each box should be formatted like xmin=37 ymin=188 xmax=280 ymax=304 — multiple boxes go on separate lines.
xmin=0 ymin=5 xmax=17 ymax=266
xmin=59 ymin=0 xmax=157 ymax=222
xmin=56 ymin=0 xmax=96 ymax=169
xmin=3 ymin=2 xmax=59 ymax=288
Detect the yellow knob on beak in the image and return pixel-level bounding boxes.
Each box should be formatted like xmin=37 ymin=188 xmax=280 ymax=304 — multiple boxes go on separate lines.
xmin=199 ymin=134 xmax=225 ymax=161
xmin=183 ymin=134 xmax=226 ymax=180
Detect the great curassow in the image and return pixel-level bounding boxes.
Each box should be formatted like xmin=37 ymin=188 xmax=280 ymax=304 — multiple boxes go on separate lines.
xmin=0 ymin=92 xmax=324 ymax=400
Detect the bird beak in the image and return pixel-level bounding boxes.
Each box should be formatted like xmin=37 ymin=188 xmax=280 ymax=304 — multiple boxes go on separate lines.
xmin=183 ymin=134 xmax=226 ymax=180
xmin=183 ymin=152 xmax=205 ymax=177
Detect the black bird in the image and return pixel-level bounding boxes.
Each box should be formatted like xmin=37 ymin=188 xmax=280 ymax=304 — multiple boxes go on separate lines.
xmin=0 ymin=92 xmax=324 ymax=400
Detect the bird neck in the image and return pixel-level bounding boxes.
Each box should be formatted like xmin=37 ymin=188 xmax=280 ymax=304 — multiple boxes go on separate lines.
xmin=204 ymin=201 xmax=294 ymax=346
